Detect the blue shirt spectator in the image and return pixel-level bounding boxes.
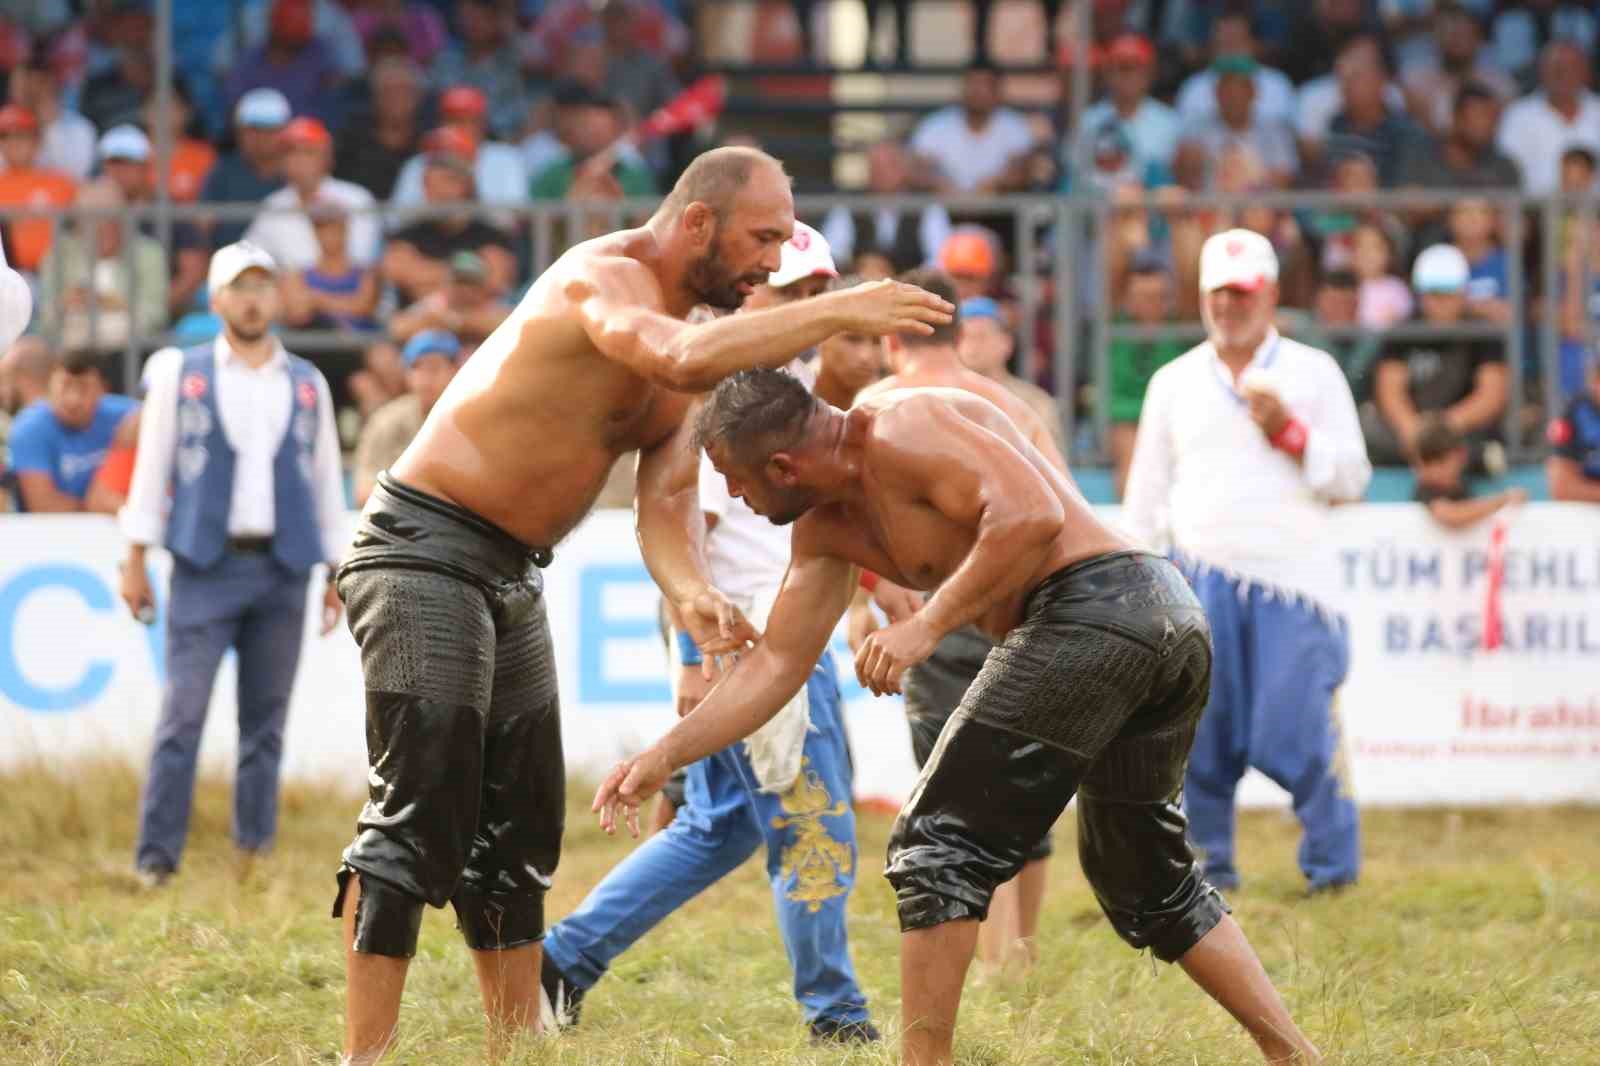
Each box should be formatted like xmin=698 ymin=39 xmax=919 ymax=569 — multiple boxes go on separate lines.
xmin=1545 ymin=362 xmax=1600 ymax=502
xmin=202 ymin=90 xmax=291 ymax=250
xmin=8 ymin=350 xmax=137 ymax=511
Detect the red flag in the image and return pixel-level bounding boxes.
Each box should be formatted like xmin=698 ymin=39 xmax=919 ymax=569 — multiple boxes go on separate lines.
xmin=1482 ymin=518 xmax=1508 ymax=651
xmin=634 ymin=76 xmax=727 ymax=143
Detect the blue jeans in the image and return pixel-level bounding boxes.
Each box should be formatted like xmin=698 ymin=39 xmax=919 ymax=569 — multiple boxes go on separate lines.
xmin=135 ymin=553 xmax=309 ymax=872
xmin=544 ymin=657 xmax=869 ymax=1025
xmin=1178 ymin=559 xmax=1359 ymax=890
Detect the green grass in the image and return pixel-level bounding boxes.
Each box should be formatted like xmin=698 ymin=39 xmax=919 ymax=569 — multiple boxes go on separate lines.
xmin=2 ymin=761 xmax=1599 ymax=1064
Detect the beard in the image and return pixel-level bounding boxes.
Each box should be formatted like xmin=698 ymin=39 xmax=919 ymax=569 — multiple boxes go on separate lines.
xmin=686 ymin=229 xmax=769 ymax=310
xmin=229 ymin=315 xmax=270 ymax=343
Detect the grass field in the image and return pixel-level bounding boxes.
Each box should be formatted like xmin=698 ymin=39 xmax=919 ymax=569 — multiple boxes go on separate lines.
xmin=2 ymin=761 xmax=1599 ymax=1065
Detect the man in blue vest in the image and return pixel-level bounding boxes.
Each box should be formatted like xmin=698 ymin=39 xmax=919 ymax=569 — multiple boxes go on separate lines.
xmin=119 ymin=240 xmax=349 ymax=887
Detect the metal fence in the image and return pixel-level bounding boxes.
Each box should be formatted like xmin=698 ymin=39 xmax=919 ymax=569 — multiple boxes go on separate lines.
xmin=5 ymin=188 xmax=1597 ymax=465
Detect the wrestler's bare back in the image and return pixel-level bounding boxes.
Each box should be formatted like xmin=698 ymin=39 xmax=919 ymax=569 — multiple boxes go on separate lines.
xmin=805 ymin=389 xmax=1129 ymax=636
xmin=391 ymin=229 xmax=690 ymax=548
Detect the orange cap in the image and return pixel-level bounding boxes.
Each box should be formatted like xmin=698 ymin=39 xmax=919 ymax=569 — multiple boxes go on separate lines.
xmin=440 ymin=85 xmax=488 ymax=119
xmin=939 ymin=230 xmax=996 ymax=278
xmin=424 ymin=125 xmax=478 ymax=162
xmin=0 ymin=104 xmax=38 ymax=134
xmin=281 ymin=116 xmax=331 ymax=149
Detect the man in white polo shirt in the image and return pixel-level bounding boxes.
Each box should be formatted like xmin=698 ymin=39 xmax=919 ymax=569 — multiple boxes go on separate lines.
xmin=1124 ymin=229 xmax=1371 ymax=896
xmin=1497 ymin=39 xmax=1600 ymax=195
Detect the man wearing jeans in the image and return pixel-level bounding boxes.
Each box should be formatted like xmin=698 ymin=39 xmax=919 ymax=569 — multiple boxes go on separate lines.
xmin=119 ymin=242 xmax=347 ymax=886
xmin=539 ymin=234 xmax=876 ymax=1046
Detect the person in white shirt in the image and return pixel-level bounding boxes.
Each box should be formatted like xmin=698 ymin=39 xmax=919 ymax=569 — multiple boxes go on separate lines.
xmin=244 ymin=117 xmax=382 ymax=273
xmin=1124 ymin=229 xmax=1371 ymax=896
xmin=388 ymin=84 xmax=527 ymax=223
xmin=118 ymin=241 xmax=348 ymax=887
xmin=1073 ymin=33 xmax=1181 ymax=179
xmin=538 ymin=225 xmax=880 ymax=1046
xmin=1496 ymin=39 xmax=1600 ymax=196
xmin=1174 ymin=11 xmax=1297 ymax=130
xmin=909 ymin=62 xmax=1036 ymax=193
xmin=11 ymin=47 xmax=96 ymax=180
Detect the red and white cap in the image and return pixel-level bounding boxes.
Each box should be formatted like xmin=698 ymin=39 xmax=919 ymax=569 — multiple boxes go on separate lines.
xmin=1199 ymin=228 xmax=1279 ymax=294
xmin=767 ymin=221 xmax=838 ymax=288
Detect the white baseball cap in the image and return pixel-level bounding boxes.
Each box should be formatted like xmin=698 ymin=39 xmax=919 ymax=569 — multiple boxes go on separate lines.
xmin=235 ymin=87 xmax=292 ymax=129
xmin=767 ymin=221 xmax=839 ymax=288
xmin=1199 ymin=228 xmax=1279 ymax=294
xmin=207 ymin=240 xmax=279 ymax=294
xmin=1411 ymin=243 xmax=1470 ymax=294
xmin=97 ymin=123 xmax=151 ymax=163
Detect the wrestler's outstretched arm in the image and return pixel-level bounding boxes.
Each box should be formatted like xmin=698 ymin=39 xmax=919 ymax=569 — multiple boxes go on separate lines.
xmin=594 ymin=537 xmax=856 ymax=836
xmin=853 ymin=400 xmax=1065 ymax=696
xmin=570 ymin=257 xmax=952 ymax=392
xmin=635 ymin=396 xmax=757 ymax=658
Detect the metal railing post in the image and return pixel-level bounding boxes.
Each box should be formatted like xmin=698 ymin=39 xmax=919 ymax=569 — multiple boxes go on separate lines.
xmin=1015 ymin=201 xmax=1037 ymax=378
xmin=1053 ymin=197 xmax=1076 ymax=457
xmin=1539 ymin=195 xmax=1561 ymax=444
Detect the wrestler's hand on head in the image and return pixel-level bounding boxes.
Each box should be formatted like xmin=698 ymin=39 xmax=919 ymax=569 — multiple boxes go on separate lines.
xmin=839 ymin=280 xmax=955 ymax=337
xmin=854 ymin=614 xmax=940 ymax=697
xmin=593 ymin=747 xmax=673 ymax=838
xmin=679 ymin=584 xmax=759 ymax=674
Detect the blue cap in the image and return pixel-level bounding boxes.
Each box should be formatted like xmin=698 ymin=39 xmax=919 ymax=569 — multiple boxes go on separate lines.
xmin=960 ymin=296 xmax=1003 ymax=323
xmin=402 ymin=330 xmax=461 ymax=366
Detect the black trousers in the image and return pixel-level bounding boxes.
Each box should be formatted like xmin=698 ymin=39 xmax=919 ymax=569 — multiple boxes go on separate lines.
xmin=332 ymin=474 xmax=564 ymax=957
xmin=886 ymin=551 xmax=1228 ymax=963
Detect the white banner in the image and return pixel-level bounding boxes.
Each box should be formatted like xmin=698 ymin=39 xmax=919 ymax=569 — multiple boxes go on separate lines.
xmin=2 ymin=506 xmax=1597 ymax=807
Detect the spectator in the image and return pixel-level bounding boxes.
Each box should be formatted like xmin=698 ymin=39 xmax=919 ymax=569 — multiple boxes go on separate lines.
xmin=139 ymin=80 xmax=217 ymax=203
xmin=244 ymin=117 xmax=381 ymax=274
xmin=1176 ymin=55 xmax=1298 ymax=190
xmin=1278 ymin=0 xmax=1381 ymax=85
xmin=524 ymin=0 xmax=689 ymax=77
xmin=910 ymin=62 xmax=1035 ymax=194
xmin=821 ymin=140 xmax=951 ymax=274
xmin=95 ymin=125 xmax=209 ymax=319
xmin=596 ymin=0 xmax=680 ymax=133
xmin=1323 ymin=39 xmax=1429 ymax=185
xmin=77 ymin=17 xmax=154 ymax=131
xmin=1546 ymin=358 xmax=1600 ymax=502
xmin=1558 ymin=203 xmax=1600 ymax=397
xmin=1497 ymin=40 xmax=1600 ymax=196
xmin=0 ymin=105 xmax=76 ymax=275
xmin=1399 ymin=5 xmax=1517 ymax=138
xmin=119 ymin=241 xmax=346 ymax=888
xmin=0 ymin=336 xmax=52 ymax=428
xmin=1352 ymin=221 xmax=1413 ymax=330
xmin=1174 ymin=11 xmax=1297 ymax=129
xmin=348 ymin=339 xmax=407 ymax=418
xmin=280 ymin=199 xmax=379 ymax=331
xmin=1411 ymin=414 xmax=1524 ymax=528
xmin=346 ymin=0 xmax=447 ymax=67
xmin=957 ymin=295 xmax=1064 ymax=456
xmin=1284 ymin=269 xmax=1382 ymax=400
xmin=1394 ymin=82 xmax=1522 ymax=196
xmin=333 ymin=56 xmax=425 ymax=201
xmin=388 ymin=250 xmax=505 ymax=352
xmin=1366 ymin=243 xmax=1508 ymax=469
xmin=1074 ymin=34 xmax=1179 ymax=179
xmin=1447 ymin=198 xmax=1511 ymax=324
xmin=1301 ymin=149 xmax=1386 ymax=276
xmin=938 ymin=228 xmax=998 ymax=304
xmin=7 ymin=346 xmax=137 ymax=513
xmin=10 ymin=41 xmax=96 ymax=180
xmin=528 ymin=90 xmax=654 ymax=201
xmin=212 ymin=0 xmax=366 ymax=86
xmin=1489 ymin=0 xmax=1597 ymax=87
xmin=1295 ymin=34 xmax=1409 ymax=157
xmin=1102 ymin=259 xmax=1187 ymax=493
xmin=201 ymin=89 xmax=290 ymax=249
xmin=353 ymin=328 xmax=458 ymax=504
xmin=381 ymin=136 xmax=515 ymax=304
xmin=38 ymin=178 xmax=168 ymax=353
xmin=811 ymin=275 xmax=883 ymax=409
xmin=429 ymin=0 xmax=526 ymax=142
xmin=390 ymin=86 xmax=529 ymax=215
xmin=222 ymin=0 xmax=349 ymax=128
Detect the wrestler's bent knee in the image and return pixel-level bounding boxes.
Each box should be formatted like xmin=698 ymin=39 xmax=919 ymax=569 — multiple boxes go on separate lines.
xmin=452 ymin=884 xmax=546 ymax=951
xmin=333 ymin=865 xmax=426 ymax=958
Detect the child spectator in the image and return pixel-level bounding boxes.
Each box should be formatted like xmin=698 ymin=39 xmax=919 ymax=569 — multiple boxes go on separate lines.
xmin=1448 ymin=198 xmax=1511 ymax=324
xmin=1411 ymin=415 xmax=1525 ymax=529
xmin=1107 ymin=259 xmax=1188 ymax=497
xmin=6 ymin=347 xmax=137 ymax=513
xmin=1352 ymin=221 xmax=1413 ymax=330
xmin=1546 ymin=357 xmax=1600 ymax=502
xmin=1281 ymin=269 xmax=1382 ymax=401
xmin=1366 ymin=243 xmax=1509 ymax=470
xmin=387 ymin=250 xmax=506 ymax=354
xmin=280 ymin=199 xmax=380 ymax=332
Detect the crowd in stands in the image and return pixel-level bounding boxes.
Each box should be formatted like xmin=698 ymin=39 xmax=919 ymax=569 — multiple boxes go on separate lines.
xmin=0 ymin=0 xmax=1598 ymax=520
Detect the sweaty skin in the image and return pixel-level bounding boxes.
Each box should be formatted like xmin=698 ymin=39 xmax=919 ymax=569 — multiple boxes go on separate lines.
xmin=594 ymin=388 xmax=1130 ymax=830
xmin=390 ymin=215 xmax=952 ymax=651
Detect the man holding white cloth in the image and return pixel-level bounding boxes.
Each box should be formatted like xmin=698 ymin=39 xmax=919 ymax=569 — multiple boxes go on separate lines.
xmin=1124 ymin=229 xmax=1371 ymax=895
xmin=539 ymin=227 xmax=876 ymax=1045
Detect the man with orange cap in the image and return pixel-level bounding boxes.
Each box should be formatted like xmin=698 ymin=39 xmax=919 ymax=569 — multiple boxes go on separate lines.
xmin=389 ymin=84 xmax=527 ymax=218
xmin=0 ymin=105 xmax=76 ymax=276
xmin=937 ymin=228 xmax=997 ymax=303
xmin=245 ymin=116 xmax=381 ymax=274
